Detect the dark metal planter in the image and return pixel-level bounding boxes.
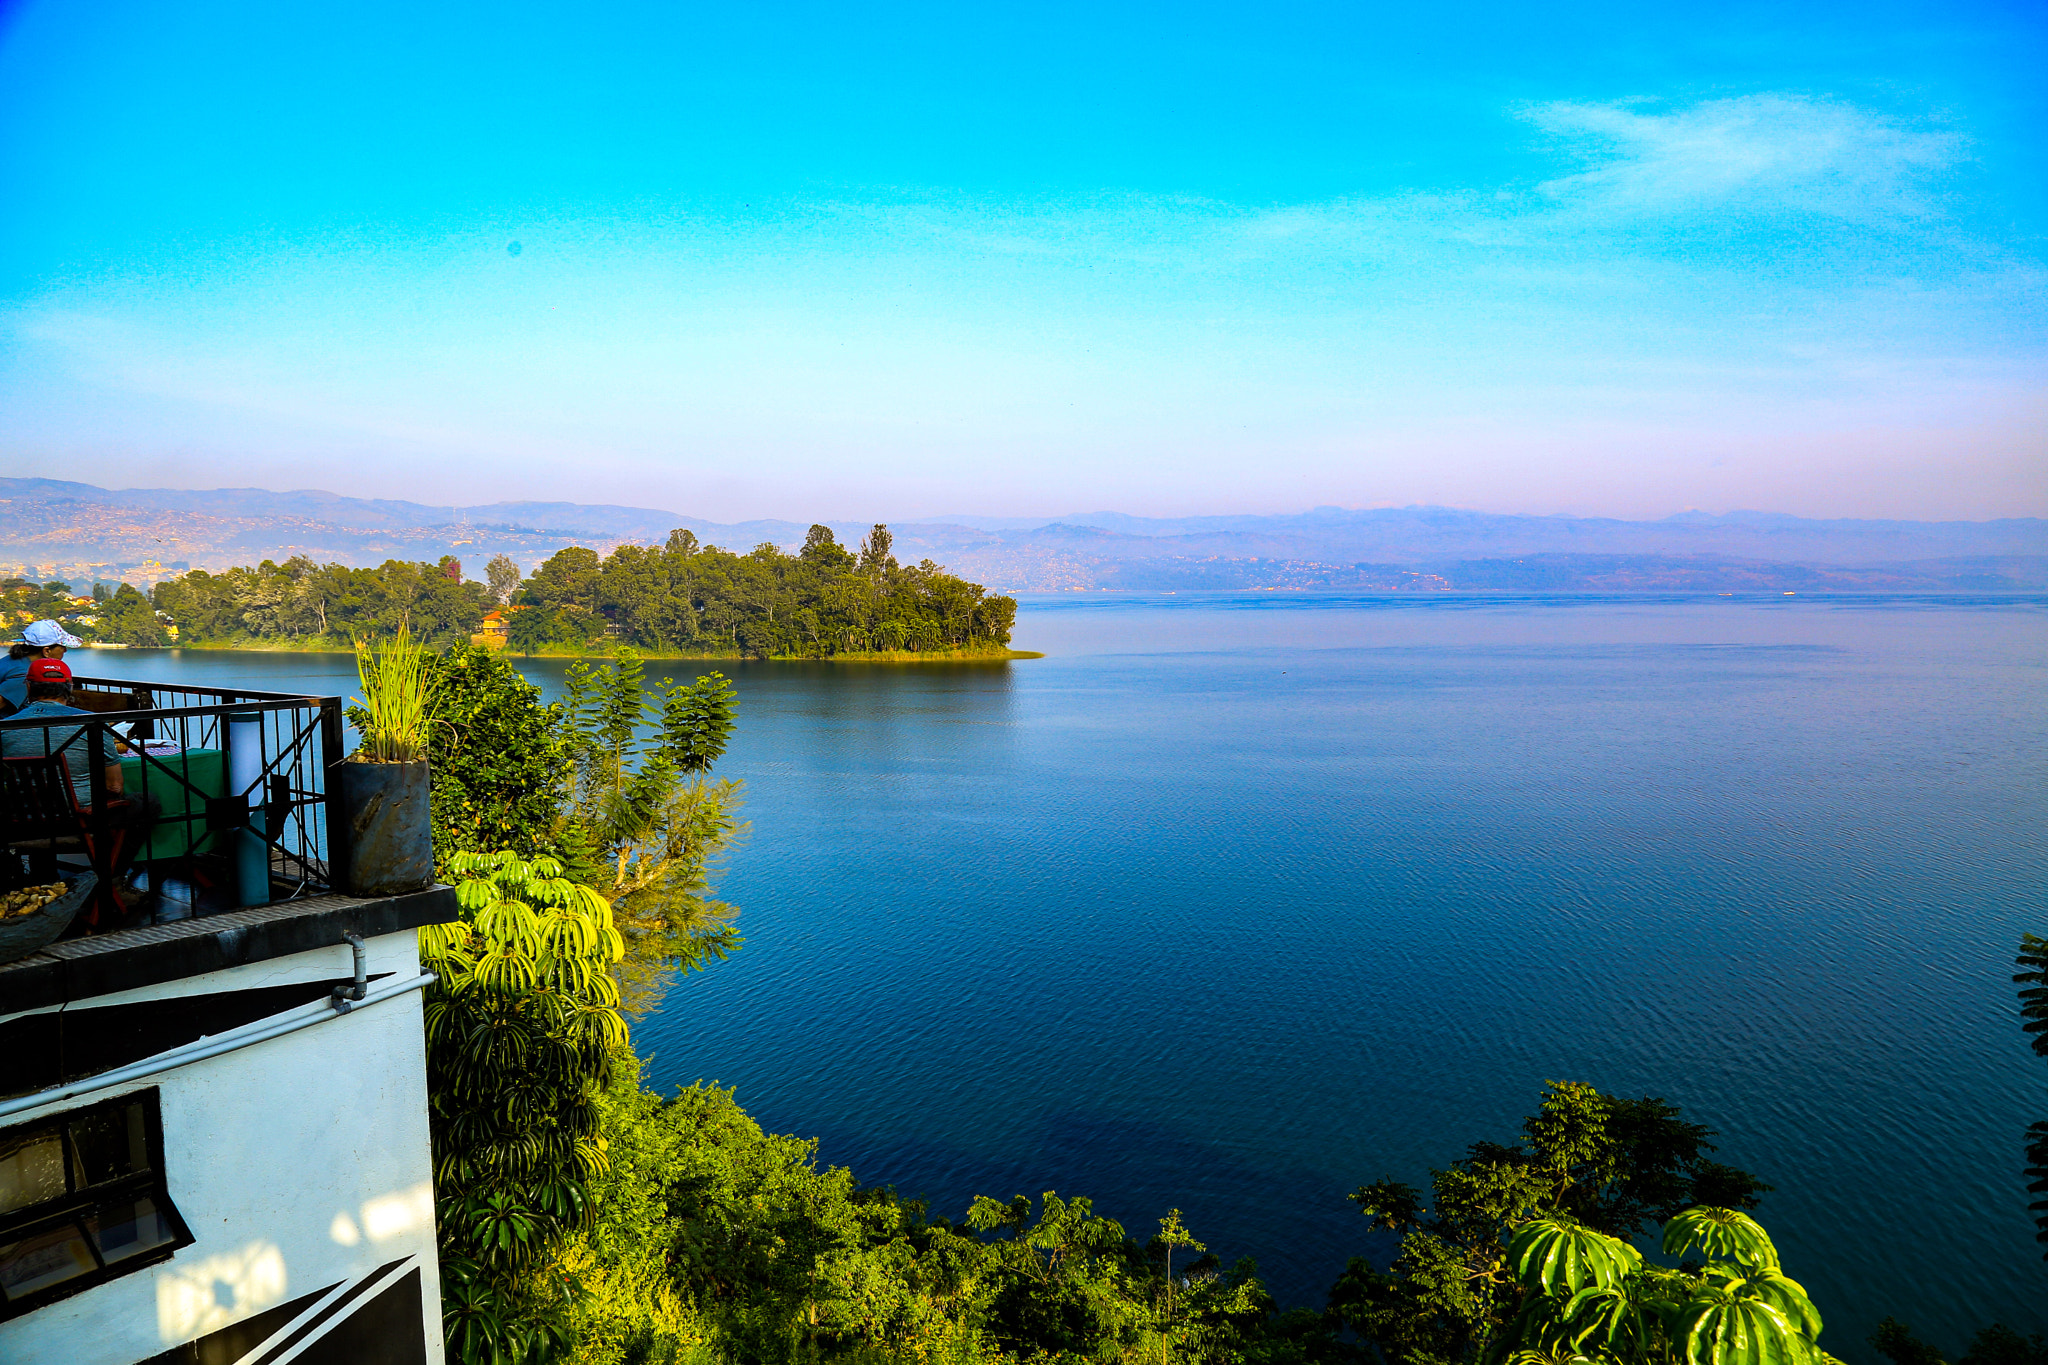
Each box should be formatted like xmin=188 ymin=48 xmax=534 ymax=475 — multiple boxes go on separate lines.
xmin=329 ymin=760 xmax=434 ymax=897
xmin=0 ymin=873 xmax=96 ymax=965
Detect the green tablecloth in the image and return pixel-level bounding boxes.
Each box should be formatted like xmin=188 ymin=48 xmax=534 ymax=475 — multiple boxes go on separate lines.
xmin=117 ymin=747 xmax=226 ymax=862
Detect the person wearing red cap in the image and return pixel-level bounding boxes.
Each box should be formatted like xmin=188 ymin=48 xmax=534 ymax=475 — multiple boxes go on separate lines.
xmin=2 ymin=657 xmax=113 ymax=801
xmin=1 ymin=657 xmax=159 ymax=894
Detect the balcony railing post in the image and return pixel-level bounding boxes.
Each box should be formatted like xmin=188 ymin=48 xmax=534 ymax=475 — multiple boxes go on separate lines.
xmin=320 ymin=696 xmax=348 ymax=897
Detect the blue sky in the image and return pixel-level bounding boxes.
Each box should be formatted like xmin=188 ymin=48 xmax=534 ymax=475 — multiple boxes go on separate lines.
xmin=1 ymin=0 xmax=2041 ymax=520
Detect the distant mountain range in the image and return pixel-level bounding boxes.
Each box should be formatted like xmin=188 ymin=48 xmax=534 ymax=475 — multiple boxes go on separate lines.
xmin=3 ymin=477 xmax=2043 ymax=593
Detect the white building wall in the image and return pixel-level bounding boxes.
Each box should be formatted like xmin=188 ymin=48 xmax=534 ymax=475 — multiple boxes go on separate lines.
xmin=0 ymin=929 xmax=445 ymax=1365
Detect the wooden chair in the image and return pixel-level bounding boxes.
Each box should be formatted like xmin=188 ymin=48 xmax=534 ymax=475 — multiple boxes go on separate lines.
xmin=0 ymin=755 xmax=129 ymax=930
xmin=68 ymin=687 xmax=156 ymax=741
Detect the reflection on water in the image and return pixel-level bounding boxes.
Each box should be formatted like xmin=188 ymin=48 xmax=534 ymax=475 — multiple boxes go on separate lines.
xmin=87 ymin=594 xmax=2048 ymax=1346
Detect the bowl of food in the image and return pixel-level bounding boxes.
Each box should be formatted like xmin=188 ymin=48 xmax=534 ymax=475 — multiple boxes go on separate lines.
xmin=0 ymin=873 xmax=96 ymax=965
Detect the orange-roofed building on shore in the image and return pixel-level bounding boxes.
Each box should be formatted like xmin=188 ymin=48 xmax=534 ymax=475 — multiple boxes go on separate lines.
xmin=470 ymin=610 xmax=509 ymax=649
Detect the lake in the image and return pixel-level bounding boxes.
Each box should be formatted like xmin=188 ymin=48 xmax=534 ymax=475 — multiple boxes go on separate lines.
xmin=83 ymin=592 xmax=2048 ymax=1354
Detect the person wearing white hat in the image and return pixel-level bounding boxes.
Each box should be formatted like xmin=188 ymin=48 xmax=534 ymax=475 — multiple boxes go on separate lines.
xmin=1 ymin=619 xmax=85 ymax=716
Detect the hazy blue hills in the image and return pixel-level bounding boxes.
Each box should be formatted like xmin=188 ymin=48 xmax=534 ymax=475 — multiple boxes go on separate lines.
xmin=0 ymin=477 xmax=807 ymax=544
xmin=913 ymin=505 xmax=2048 ymax=563
xmin=2 ymin=477 xmax=2042 ymax=593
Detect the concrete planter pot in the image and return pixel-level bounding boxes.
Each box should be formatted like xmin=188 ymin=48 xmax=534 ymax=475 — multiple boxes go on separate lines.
xmin=330 ymin=760 xmax=434 ymax=897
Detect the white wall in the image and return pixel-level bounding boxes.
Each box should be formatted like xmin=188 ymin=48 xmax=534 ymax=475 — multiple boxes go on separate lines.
xmin=0 ymin=929 xmax=446 ymax=1365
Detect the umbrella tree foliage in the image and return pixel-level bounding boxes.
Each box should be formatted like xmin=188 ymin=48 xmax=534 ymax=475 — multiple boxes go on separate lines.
xmin=1491 ymin=1206 xmax=1827 ymax=1365
xmin=399 ymin=647 xmax=745 ymax=1362
xmin=421 ymin=851 xmax=629 ymax=1365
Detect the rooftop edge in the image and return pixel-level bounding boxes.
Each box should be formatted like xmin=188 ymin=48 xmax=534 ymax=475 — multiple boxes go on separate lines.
xmin=0 ymin=886 xmax=459 ymax=1015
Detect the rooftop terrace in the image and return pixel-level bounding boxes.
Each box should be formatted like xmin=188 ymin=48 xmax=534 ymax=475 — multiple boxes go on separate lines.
xmin=2 ymin=673 xmax=350 ymax=933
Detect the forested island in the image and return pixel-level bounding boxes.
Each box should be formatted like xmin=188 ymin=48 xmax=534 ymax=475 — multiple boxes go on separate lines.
xmin=509 ymin=524 xmax=1022 ymax=657
xmin=24 ymin=523 xmax=1027 ymax=659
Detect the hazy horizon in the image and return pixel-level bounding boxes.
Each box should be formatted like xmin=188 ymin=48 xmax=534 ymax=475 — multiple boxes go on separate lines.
xmin=10 ymin=472 xmax=2047 ymax=530
xmin=2 ymin=1 xmax=2043 ymax=522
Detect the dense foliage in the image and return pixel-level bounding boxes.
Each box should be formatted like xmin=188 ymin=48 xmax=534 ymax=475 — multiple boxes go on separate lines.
xmin=418 ymin=646 xmax=577 ymax=871
xmin=84 ymin=522 xmax=1016 ymax=657
xmin=519 ymin=1078 xmax=1810 ymax=1365
xmin=556 ymin=1064 xmax=1288 ymax=1365
xmin=152 ymin=554 xmax=488 ymax=645
xmin=3 ymin=576 xmax=166 ymax=645
xmin=556 ymin=657 xmax=744 ymax=1015
xmin=2 ymin=576 xmax=84 ymax=623
xmin=402 ymin=643 xmax=747 ymax=1363
xmin=511 ymin=524 xmax=1018 ymax=657
xmin=422 ymin=852 xmax=630 ymax=1365
xmin=1331 ymin=1081 xmax=1770 ymax=1365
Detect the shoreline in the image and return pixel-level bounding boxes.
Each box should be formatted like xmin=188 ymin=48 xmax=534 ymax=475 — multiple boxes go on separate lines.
xmin=88 ymin=641 xmax=1044 ymax=662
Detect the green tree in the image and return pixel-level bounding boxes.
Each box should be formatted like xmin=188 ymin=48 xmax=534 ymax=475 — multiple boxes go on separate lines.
xmin=858 ymin=524 xmax=897 ymax=575
xmin=566 ymin=1071 xmax=974 ymax=1365
xmin=557 ymin=657 xmax=745 ymax=1013
xmin=487 ymin=553 xmax=524 ymax=606
xmin=419 ymin=645 xmax=571 ymax=871
xmin=149 ymin=556 xmax=489 ymax=645
xmin=660 ymin=669 xmax=737 ymax=773
xmin=420 ymin=851 xmax=628 ymax=1365
xmin=554 ymin=1069 xmax=1279 ymax=1365
xmin=505 ymin=604 xmax=564 ymax=654
xmin=99 ymin=583 xmax=169 ymax=645
xmin=800 ymin=523 xmax=857 ymax=573
xmin=1331 ymin=1081 xmax=1769 ymax=1365
xmin=522 ymin=546 xmax=604 ymax=612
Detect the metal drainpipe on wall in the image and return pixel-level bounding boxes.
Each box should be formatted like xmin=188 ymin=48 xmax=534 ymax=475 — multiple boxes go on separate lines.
xmin=330 ymin=932 xmax=369 ymax=1013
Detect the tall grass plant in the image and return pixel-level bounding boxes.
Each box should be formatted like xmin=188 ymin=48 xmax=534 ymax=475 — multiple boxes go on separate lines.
xmin=352 ymin=623 xmax=441 ymax=762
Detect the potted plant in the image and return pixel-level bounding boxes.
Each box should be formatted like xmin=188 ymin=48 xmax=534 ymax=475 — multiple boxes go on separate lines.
xmin=332 ymin=625 xmax=439 ymax=896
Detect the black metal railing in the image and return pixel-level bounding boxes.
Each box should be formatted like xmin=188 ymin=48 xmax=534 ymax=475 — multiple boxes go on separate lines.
xmin=0 ymin=676 xmax=346 ymax=926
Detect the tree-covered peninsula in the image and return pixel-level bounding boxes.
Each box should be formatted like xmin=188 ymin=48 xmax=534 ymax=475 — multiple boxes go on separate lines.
xmin=510 ymin=523 xmax=1021 ymax=658
xmin=127 ymin=523 xmax=1023 ymax=659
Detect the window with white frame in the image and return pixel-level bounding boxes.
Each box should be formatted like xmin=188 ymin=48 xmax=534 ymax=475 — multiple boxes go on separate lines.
xmin=0 ymin=1088 xmax=191 ymax=1318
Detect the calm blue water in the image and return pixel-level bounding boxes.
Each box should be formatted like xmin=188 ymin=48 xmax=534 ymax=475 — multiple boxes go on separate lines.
xmin=88 ymin=594 xmax=2048 ymax=1356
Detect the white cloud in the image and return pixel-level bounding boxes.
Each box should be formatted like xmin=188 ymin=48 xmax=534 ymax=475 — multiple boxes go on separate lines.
xmin=1522 ymin=94 xmax=1964 ymax=218
xmin=802 ymin=95 xmax=1975 ymax=278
